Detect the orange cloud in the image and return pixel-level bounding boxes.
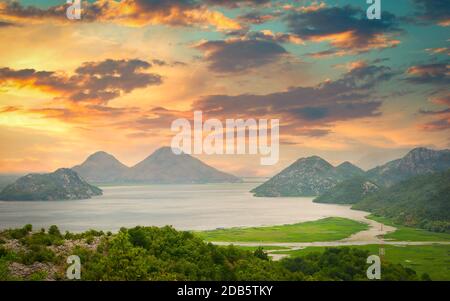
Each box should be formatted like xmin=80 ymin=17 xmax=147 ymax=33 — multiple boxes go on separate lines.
xmin=309 ymin=31 xmax=400 ymax=55
xmin=285 ymin=5 xmax=402 ymax=57
xmin=0 ymin=59 xmax=162 ymax=105
xmin=0 ymin=0 xmax=241 ymax=31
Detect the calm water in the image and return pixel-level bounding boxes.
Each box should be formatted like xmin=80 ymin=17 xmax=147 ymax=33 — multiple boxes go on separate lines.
xmin=0 ymin=182 xmax=368 ymax=232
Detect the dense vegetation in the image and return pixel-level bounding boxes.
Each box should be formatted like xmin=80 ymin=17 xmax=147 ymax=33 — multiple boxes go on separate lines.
xmin=197 ymin=217 xmax=368 ymax=243
xmin=0 ymin=225 xmax=420 ymax=281
xmin=367 ymin=215 xmax=450 ymax=241
xmin=314 ymin=177 xmax=379 ymax=204
xmin=353 ymin=170 xmax=450 ymax=233
xmin=274 ymin=244 xmax=449 ymax=280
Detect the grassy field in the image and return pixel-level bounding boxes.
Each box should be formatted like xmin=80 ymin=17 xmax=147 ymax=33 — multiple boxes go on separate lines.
xmin=273 ymin=244 xmax=450 ymax=280
xmin=196 ymin=217 xmax=369 ymax=243
xmin=368 ymin=215 xmax=450 ymax=241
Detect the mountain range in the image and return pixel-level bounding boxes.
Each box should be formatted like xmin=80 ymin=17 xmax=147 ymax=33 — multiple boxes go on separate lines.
xmin=253 ymin=147 xmax=450 ymax=198
xmin=365 ymin=147 xmax=450 ymax=187
xmin=0 ymin=168 xmax=102 ymax=201
xmin=251 ymin=157 xmax=364 ymax=197
xmin=314 ymin=148 xmax=450 ymax=204
xmin=72 ymin=146 xmax=241 ymax=184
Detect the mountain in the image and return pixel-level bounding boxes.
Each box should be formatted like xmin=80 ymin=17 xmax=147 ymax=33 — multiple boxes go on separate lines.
xmin=0 ymin=174 xmax=21 ymax=190
xmin=251 ymin=156 xmax=361 ymax=197
xmin=72 ymin=147 xmax=242 ymax=184
xmin=365 ymin=147 xmax=450 ymax=187
xmin=0 ymin=168 xmax=102 ymax=201
xmin=314 ymin=177 xmax=380 ymax=204
xmin=355 ymin=148 xmax=410 ymax=170
xmin=335 ymin=162 xmax=365 ymax=178
xmin=124 ymin=147 xmax=242 ymax=184
xmin=72 ymin=151 xmax=128 ymax=183
xmin=314 ymin=147 xmax=450 ymax=205
xmin=352 ymin=169 xmax=450 ymax=233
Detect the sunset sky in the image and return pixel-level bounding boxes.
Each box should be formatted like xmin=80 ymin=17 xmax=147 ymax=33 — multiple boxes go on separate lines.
xmin=0 ymin=0 xmax=449 ymax=176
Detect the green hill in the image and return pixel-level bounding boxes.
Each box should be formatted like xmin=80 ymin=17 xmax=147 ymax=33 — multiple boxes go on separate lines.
xmin=0 ymin=169 xmax=102 ymax=201
xmin=353 ymin=170 xmax=450 ymax=233
xmin=314 ymin=147 xmax=450 ymax=205
xmin=251 ymin=156 xmax=362 ymax=197
xmin=314 ymin=177 xmax=379 ymax=204
xmin=365 ymin=147 xmax=450 ymax=187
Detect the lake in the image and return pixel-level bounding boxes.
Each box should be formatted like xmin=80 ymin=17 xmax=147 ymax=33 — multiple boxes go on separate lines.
xmin=0 ymin=182 xmax=370 ymax=232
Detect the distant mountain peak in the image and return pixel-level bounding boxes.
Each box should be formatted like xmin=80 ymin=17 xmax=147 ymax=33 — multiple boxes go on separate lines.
xmin=155 ymin=146 xmax=176 ymax=153
xmin=336 ymin=161 xmax=364 ymax=174
xmin=0 ymin=169 xmax=102 ymax=201
xmin=54 ymin=168 xmax=77 ymax=175
xmin=144 ymin=146 xmax=186 ymax=161
xmin=293 ymin=156 xmax=334 ymax=168
xmin=404 ymin=147 xmax=449 ymax=159
xmin=72 ymin=151 xmax=129 ymax=183
xmin=299 ymin=155 xmax=327 ymax=162
xmin=128 ymin=146 xmax=241 ymax=184
xmin=85 ymin=151 xmax=122 ymax=162
xmin=337 ymin=161 xmax=356 ymax=168
xmin=73 ymin=146 xmax=241 ymax=184
xmin=252 ymin=156 xmax=362 ymax=197
xmin=366 ymin=147 xmax=450 ymax=187
xmin=409 ymin=147 xmax=430 ymax=152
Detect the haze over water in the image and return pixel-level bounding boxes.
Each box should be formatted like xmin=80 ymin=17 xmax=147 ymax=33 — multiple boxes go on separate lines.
xmin=0 ymin=182 xmax=368 ymax=232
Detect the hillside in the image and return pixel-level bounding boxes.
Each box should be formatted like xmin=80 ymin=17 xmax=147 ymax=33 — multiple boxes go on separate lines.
xmin=73 ymin=147 xmax=241 ymax=184
xmin=0 ymin=225 xmax=421 ymax=281
xmin=335 ymin=162 xmax=365 ymax=178
xmin=0 ymin=169 xmax=102 ymax=201
xmin=251 ymin=156 xmax=361 ymax=197
xmin=365 ymin=147 xmax=450 ymax=187
xmin=314 ymin=147 xmax=450 ymax=204
xmin=314 ymin=177 xmax=379 ymax=204
xmin=353 ymin=170 xmax=450 ymax=233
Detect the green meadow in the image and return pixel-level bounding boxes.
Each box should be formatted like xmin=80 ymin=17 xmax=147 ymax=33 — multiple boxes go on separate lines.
xmin=196 ymin=217 xmax=368 ymax=243
xmin=273 ymin=244 xmax=450 ymax=281
xmin=368 ymin=215 xmax=450 ymax=242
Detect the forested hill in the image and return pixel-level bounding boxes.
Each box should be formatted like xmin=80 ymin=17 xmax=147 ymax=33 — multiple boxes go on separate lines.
xmin=353 ymin=169 xmax=450 ymax=233
xmin=0 ymin=225 xmax=422 ymax=281
xmin=314 ymin=147 xmax=450 ymax=205
xmin=314 ymin=177 xmax=380 ymax=204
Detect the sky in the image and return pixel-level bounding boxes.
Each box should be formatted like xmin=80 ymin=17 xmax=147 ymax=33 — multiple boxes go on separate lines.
xmin=0 ymin=0 xmax=449 ymax=176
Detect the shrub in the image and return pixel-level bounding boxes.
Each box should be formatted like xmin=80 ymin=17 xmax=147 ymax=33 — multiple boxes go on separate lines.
xmin=19 ymin=245 xmax=56 ymax=264
xmin=48 ymin=225 xmax=62 ymax=237
xmin=6 ymin=224 xmax=33 ymax=239
xmin=253 ymin=247 xmax=269 ymax=261
xmin=0 ymin=247 xmax=7 ymax=258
